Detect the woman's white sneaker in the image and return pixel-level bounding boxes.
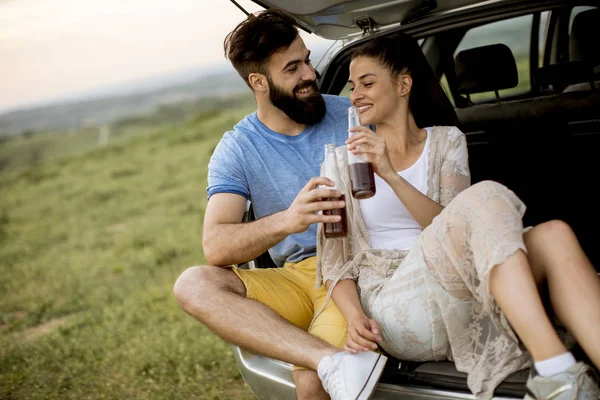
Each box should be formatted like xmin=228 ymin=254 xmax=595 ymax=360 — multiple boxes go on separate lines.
xmin=525 ymin=362 xmax=600 ymax=400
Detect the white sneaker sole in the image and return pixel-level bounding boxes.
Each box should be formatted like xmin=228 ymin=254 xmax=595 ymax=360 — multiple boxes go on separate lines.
xmin=356 ymin=354 xmax=388 ymax=400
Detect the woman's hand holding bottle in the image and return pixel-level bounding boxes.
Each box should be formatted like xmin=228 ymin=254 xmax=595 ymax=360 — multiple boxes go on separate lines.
xmin=347 ymin=126 xmax=396 ymax=182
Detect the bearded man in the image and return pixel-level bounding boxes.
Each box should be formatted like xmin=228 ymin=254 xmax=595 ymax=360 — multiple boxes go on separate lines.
xmin=173 ymin=8 xmax=386 ymax=400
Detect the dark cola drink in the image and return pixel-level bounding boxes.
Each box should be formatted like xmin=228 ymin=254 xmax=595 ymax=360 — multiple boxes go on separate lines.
xmin=322 ymin=144 xmax=347 ymax=238
xmin=349 ymin=163 xmax=376 ymax=199
xmin=348 ymin=106 xmax=376 ymax=199
xmin=323 ymin=194 xmax=348 ymax=238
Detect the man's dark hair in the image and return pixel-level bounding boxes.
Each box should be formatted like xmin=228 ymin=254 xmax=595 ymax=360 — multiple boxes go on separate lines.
xmin=224 ymin=9 xmax=300 ymax=89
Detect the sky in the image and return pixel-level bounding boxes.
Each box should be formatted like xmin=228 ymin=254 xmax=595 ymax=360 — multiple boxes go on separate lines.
xmin=0 ymin=0 xmax=332 ymax=112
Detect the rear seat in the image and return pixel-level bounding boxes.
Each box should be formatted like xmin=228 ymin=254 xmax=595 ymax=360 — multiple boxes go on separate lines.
xmin=454 ymin=42 xmax=600 ymax=268
xmin=566 ymin=7 xmax=600 ymax=91
xmin=536 ymin=8 xmax=600 ymax=93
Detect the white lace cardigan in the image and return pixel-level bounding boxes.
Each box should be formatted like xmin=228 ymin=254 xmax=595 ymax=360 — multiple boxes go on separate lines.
xmin=315 ymin=125 xmax=471 ymax=289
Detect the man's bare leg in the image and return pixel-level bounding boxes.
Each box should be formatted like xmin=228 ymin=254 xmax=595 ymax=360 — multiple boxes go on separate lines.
xmin=293 ymin=369 xmax=330 ymax=400
xmin=173 ymin=265 xmax=339 ymax=370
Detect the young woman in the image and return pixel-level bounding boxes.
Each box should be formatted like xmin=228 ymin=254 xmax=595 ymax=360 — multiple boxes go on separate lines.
xmin=317 ymin=32 xmax=600 ymax=400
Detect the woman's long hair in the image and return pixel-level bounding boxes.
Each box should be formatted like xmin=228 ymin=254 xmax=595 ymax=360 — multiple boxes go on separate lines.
xmin=350 ymin=32 xmax=458 ymax=127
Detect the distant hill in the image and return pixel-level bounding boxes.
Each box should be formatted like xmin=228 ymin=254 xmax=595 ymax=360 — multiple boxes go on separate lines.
xmin=0 ymin=69 xmax=250 ymax=136
xmin=0 ymin=38 xmax=334 ymax=137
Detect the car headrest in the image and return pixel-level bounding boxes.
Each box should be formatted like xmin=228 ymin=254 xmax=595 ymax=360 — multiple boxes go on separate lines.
xmin=535 ymin=61 xmax=595 ymax=92
xmin=570 ymin=8 xmax=600 ymax=68
xmin=454 ymin=43 xmax=518 ymax=97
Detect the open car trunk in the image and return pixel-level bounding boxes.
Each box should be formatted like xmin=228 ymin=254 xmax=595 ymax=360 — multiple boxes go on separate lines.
xmin=241 ymin=0 xmax=497 ymax=39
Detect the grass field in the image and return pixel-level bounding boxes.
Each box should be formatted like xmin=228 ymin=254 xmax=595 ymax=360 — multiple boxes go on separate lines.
xmin=0 ymin=51 xmax=540 ymax=399
xmin=0 ymin=102 xmax=257 ymax=399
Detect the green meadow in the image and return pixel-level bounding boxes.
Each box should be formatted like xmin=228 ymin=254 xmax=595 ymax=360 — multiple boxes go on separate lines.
xmin=0 ymin=101 xmax=256 ymax=399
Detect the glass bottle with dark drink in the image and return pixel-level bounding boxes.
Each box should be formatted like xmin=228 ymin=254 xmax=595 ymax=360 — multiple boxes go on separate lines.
xmin=347 ymin=106 xmax=376 ymax=199
xmin=322 ymin=144 xmax=348 ymax=238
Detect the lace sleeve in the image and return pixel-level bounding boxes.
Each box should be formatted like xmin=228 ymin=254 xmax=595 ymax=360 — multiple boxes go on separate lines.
xmin=317 ymin=229 xmax=358 ymax=285
xmin=440 ymin=128 xmax=471 ymax=206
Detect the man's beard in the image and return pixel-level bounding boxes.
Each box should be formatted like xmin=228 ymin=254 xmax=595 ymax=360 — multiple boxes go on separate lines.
xmin=267 ymin=76 xmax=326 ymax=125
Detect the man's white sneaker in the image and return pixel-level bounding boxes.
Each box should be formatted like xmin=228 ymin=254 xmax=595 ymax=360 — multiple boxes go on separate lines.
xmin=317 ymin=351 xmax=387 ymax=400
xmin=525 ymin=362 xmax=600 ymax=400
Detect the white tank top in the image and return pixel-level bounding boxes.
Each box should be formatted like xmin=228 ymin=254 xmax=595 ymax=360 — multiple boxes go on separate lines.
xmin=359 ymin=127 xmax=431 ymax=251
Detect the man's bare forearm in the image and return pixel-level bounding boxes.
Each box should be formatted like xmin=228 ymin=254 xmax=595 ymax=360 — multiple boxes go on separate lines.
xmin=203 ymin=210 xmax=290 ymax=266
xmin=202 ymin=177 xmax=343 ymax=266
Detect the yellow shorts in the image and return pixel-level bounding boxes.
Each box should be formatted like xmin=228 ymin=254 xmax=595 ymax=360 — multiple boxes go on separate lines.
xmin=232 ymin=256 xmax=348 ymax=371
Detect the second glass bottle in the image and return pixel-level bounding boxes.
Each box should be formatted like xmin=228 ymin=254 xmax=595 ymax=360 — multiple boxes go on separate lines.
xmin=322 ymin=144 xmax=348 ymax=238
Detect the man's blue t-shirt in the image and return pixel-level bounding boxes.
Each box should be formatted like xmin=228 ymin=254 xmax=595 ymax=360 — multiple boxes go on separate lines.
xmin=207 ymin=95 xmax=351 ymax=267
